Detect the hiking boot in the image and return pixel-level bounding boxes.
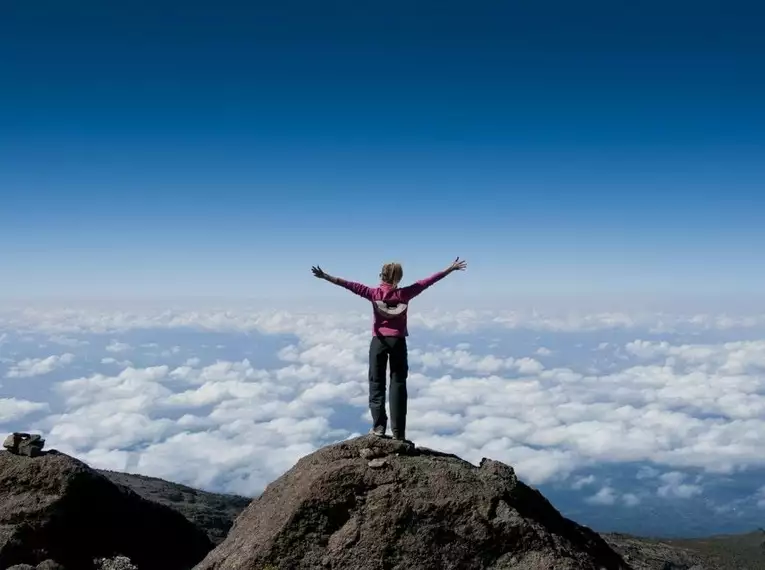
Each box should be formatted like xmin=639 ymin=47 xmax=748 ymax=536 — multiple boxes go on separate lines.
xmin=370 ymin=426 xmax=386 ymax=437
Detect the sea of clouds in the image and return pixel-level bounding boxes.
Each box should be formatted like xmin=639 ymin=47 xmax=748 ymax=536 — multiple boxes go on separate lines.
xmin=2 ymin=302 xmax=765 ymax=537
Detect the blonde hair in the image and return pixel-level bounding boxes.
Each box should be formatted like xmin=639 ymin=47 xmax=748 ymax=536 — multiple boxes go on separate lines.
xmin=380 ymin=262 xmax=403 ymax=285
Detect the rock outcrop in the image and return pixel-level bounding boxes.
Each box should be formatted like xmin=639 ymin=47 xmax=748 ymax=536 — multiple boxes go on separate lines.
xmin=3 ymin=433 xmax=45 ymax=457
xmin=0 ymin=449 xmax=213 ymax=570
xmin=194 ymin=435 xmax=631 ymax=570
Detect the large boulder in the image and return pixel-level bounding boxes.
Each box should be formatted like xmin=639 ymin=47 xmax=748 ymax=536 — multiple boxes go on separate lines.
xmin=0 ymin=450 xmax=214 ymax=570
xmin=195 ymin=435 xmax=632 ymax=570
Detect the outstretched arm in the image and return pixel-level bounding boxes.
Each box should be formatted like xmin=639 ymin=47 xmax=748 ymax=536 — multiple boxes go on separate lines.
xmin=311 ymin=265 xmax=373 ymax=300
xmin=399 ymin=257 xmax=468 ymax=301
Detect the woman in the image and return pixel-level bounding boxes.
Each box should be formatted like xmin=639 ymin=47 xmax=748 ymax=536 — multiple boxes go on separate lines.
xmin=311 ymin=257 xmax=468 ymax=442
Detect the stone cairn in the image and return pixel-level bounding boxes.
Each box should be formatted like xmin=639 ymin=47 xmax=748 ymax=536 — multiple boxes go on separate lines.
xmin=3 ymin=432 xmax=46 ymax=457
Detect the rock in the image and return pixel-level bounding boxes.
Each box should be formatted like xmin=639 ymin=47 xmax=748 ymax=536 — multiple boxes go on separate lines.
xmin=95 ymin=555 xmax=139 ymax=570
xmin=2 ymin=433 xmax=16 ymax=451
xmin=367 ymin=457 xmax=387 ymax=469
xmin=478 ymin=457 xmax=518 ymax=485
xmin=194 ymin=435 xmax=631 ymax=570
xmin=0 ymin=450 xmax=214 ymax=570
xmin=602 ymin=531 xmax=751 ymax=570
xmin=3 ymin=433 xmax=45 ymax=457
xmin=7 ymin=565 xmax=37 ymax=570
xmin=359 ymin=447 xmax=379 ymax=460
xmin=36 ymin=561 xmax=66 ymax=570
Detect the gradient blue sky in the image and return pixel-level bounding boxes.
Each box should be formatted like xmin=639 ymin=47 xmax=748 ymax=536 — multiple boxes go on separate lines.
xmin=1 ymin=0 xmax=763 ymax=300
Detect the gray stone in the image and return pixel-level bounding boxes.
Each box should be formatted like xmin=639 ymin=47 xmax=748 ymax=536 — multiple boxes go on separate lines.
xmin=37 ymin=560 xmax=66 ymax=570
xmin=3 ymin=433 xmax=45 ymax=457
xmin=96 ymin=555 xmax=139 ymax=570
xmin=358 ymin=447 xmax=377 ymax=460
xmin=367 ymin=457 xmax=388 ymax=469
xmin=194 ymin=434 xmax=631 ymax=570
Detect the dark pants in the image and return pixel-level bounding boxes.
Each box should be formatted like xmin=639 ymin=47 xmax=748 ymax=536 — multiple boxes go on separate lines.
xmin=368 ymin=335 xmax=408 ymax=437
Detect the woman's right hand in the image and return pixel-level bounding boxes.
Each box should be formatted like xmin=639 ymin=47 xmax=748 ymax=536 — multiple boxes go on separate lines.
xmin=311 ymin=265 xmax=327 ymax=279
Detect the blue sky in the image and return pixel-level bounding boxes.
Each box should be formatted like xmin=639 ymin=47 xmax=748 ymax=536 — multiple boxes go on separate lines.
xmin=1 ymin=0 xmax=764 ymax=299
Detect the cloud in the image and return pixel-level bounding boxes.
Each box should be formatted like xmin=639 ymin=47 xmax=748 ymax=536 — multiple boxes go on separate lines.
xmin=106 ymin=340 xmax=132 ymax=353
xmin=656 ymin=472 xmax=703 ymax=499
xmin=586 ymin=486 xmax=617 ymax=505
xmin=622 ymin=493 xmax=641 ymax=507
xmin=585 ymin=486 xmax=642 ymax=508
xmin=409 ymin=347 xmax=544 ymax=375
xmin=6 ymin=353 xmax=75 ymax=378
xmin=49 ymin=366 xmax=178 ymax=450
xmin=40 ymin=355 xmax=359 ymax=491
xmin=571 ymin=474 xmax=596 ymax=490
xmin=756 ymin=487 xmax=765 ymax=509
xmin=636 ymin=466 xmax=660 ymax=480
xmin=4 ymin=305 xmax=765 ymax=336
xmin=48 ymin=335 xmax=89 ymax=347
xmin=160 ymin=346 xmax=182 ymax=357
xmin=625 ymin=339 xmax=765 ymax=375
xmin=101 ymin=357 xmax=134 ymax=367
xmin=0 ymin=397 xmax=49 ymax=422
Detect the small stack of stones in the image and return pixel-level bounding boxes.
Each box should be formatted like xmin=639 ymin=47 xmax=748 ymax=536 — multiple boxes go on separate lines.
xmin=3 ymin=432 xmax=46 ymax=457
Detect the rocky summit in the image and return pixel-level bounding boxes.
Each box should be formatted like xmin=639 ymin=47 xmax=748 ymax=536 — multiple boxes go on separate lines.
xmin=0 ymin=449 xmax=213 ymax=570
xmin=3 ymin=434 xmax=757 ymax=570
xmin=194 ymin=435 xmax=630 ymax=570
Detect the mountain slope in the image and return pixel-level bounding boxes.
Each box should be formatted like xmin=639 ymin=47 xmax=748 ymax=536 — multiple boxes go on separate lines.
xmin=97 ymin=469 xmax=251 ymax=544
xmin=604 ymin=530 xmax=765 ymax=570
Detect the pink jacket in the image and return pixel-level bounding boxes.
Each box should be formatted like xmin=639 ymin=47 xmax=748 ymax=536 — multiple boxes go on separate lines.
xmin=335 ymin=270 xmax=450 ymax=337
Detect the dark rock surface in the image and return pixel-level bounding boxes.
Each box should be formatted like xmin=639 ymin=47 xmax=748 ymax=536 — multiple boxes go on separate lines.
xmin=194 ymin=435 xmax=631 ymax=570
xmin=604 ymin=533 xmax=712 ymax=569
xmin=0 ymin=450 xmax=213 ymax=570
xmin=98 ymin=468 xmax=251 ymax=544
xmin=604 ymin=530 xmax=765 ymax=570
xmin=7 ymin=561 xmax=65 ymax=570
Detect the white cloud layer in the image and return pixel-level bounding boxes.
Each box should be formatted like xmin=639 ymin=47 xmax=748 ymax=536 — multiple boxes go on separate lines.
xmin=2 ymin=304 xmax=765 ymax=506
xmin=3 ymin=305 xmax=765 ymax=336
xmin=6 ymin=353 xmax=75 ymax=378
xmin=0 ymin=397 xmax=49 ymax=422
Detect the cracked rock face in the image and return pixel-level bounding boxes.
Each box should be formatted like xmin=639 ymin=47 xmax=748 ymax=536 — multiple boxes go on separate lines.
xmin=194 ymin=436 xmax=630 ymax=570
